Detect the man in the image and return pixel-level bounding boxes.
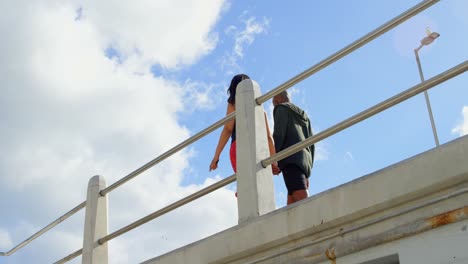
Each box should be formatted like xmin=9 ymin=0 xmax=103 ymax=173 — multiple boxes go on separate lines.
xmin=272 ymin=91 xmax=314 ymax=205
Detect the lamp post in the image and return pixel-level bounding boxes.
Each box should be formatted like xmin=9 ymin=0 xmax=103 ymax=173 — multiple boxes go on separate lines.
xmin=414 ymin=30 xmax=440 ymax=147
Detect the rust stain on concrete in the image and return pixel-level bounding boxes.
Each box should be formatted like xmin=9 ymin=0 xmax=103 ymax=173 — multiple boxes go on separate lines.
xmin=427 ymin=206 xmax=468 ymax=228
xmin=325 ymin=248 xmax=336 ymax=264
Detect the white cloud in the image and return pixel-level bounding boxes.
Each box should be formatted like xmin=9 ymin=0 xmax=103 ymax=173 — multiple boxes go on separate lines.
xmin=452 ymin=106 xmax=468 ymax=136
xmin=232 ymin=16 xmax=270 ymax=58
xmin=77 ymin=0 xmax=224 ymax=69
xmin=221 ymin=14 xmax=270 ymax=74
xmin=315 ymin=142 xmax=330 ymax=161
xmin=182 ymin=80 xmax=225 ymax=111
xmin=345 ymin=151 xmax=354 ymax=161
xmin=0 ymin=229 xmax=12 ymax=249
xmin=288 ymin=87 xmax=300 ymax=101
xmin=0 ymin=1 xmax=238 ymax=263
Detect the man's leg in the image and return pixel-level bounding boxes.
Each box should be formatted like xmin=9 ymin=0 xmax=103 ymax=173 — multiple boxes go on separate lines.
xmin=291 ymin=189 xmax=308 ymax=202
xmin=292 ymin=178 xmax=309 ymax=202
xmin=283 ymin=166 xmax=308 ymax=205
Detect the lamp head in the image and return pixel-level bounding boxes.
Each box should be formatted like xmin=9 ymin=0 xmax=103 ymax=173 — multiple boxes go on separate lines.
xmin=420 ymin=32 xmax=440 ymax=46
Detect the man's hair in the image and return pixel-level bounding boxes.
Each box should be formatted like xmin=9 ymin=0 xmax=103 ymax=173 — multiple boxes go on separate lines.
xmin=277 ymin=91 xmax=291 ymax=102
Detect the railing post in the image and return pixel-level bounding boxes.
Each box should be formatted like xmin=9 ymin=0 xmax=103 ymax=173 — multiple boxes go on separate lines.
xmin=82 ymin=175 xmax=108 ymax=264
xmin=236 ymin=79 xmax=275 ymax=223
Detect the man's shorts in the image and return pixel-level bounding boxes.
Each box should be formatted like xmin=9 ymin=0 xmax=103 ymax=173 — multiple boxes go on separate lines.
xmin=282 ymin=164 xmax=308 ymax=195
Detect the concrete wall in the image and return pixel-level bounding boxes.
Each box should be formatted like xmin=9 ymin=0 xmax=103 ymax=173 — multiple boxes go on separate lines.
xmin=317 ymin=219 xmax=468 ymax=264
xmin=141 ymin=135 xmax=468 ymax=264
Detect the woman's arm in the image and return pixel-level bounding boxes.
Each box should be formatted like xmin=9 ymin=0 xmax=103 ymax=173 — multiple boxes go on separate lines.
xmin=210 ymin=103 xmax=235 ymax=171
xmin=264 ymin=112 xmax=280 ymax=175
xmin=264 ymin=112 xmax=275 ymax=156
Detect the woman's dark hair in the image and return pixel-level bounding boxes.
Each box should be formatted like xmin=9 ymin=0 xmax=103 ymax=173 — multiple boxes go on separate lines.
xmin=227 ymin=74 xmax=250 ymax=104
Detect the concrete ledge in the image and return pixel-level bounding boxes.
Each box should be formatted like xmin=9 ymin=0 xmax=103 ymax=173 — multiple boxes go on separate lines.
xmin=142 ymin=135 xmax=468 ymax=264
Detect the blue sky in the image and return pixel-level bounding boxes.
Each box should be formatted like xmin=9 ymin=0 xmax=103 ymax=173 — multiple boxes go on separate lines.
xmin=180 ymin=0 xmax=468 ymax=200
xmin=0 ymin=0 xmax=467 ymax=263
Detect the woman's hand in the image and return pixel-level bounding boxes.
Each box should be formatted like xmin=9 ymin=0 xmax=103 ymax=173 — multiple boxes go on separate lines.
xmin=209 ymin=158 xmax=219 ymax=171
xmin=271 ymin=162 xmax=281 ymax=175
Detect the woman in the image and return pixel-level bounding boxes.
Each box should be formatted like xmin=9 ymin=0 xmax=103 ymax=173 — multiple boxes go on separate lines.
xmin=209 ymin=74 xmax=279 ymax=176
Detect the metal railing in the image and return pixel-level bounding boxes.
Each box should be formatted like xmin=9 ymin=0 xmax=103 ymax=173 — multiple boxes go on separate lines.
xmin=98 ymin=174 xmax=237 ymax=245
xmin=256 ymin=0 xmax=440 ymax=104
xmin=0 ymin=112 xmax=235 ymax=258
xmin=0 ymin=201 xmax=86 ymax=257
xmin=261 ymin=61 xmax=468 ymax=168
xmin=3 ymin=0 xmax=466 ymax=263
xmin=100 ymin=112 xmax=236 ymax=196
xmin=54 ymin=249 xmax=83 ymax=264
xmin=52 ymin=176 xmax=239 ymax=263
xmin=55 ymin=59 xmax=467 ymax=263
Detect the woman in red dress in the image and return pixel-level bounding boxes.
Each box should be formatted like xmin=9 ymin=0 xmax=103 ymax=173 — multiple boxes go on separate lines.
xmin=209 ymin=74 xmax=279 ymax=181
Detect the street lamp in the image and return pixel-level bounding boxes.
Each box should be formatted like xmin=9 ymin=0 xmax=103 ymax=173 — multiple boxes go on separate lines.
xmin=414 ymin=29 xmax=440 ymax=147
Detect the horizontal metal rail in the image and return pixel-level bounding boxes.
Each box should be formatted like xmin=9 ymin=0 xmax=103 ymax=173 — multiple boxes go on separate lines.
xmin=1 ymin=108 xmax=236 ymax=258
xmin=0 ymin=201 xmax=86 ymax=256
xmin=97 ymin=174 xmax=237 ymax=244
xmin=53 ymin=249 xmax=83 ymax=264
xmin=100 ymin=112 xmax=236 ymax=196
xmin=256 ymin=0 xmax=439 ymax=105
xmin=55 ymin=174 xmax=237 ymax=263
xmin=262 ymin=60 xmax=468 ymax=167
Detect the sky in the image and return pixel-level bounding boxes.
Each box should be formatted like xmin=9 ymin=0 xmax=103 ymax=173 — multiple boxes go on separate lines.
xmin=0 ymin=0 xmax=467 ymax=263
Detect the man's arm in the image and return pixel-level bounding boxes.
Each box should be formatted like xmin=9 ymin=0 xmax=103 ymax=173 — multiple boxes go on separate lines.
xmin=307 ymin=119 xmax=315 ymax=166
xmin=273 ymin=105 xmax=289 ymax=153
